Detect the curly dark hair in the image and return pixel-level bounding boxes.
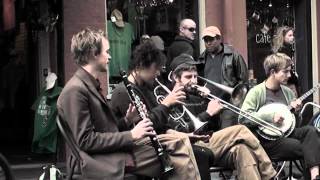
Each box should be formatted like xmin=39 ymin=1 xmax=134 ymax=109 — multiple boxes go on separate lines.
xmin=129 ymin=41 xmax=167 ymax=72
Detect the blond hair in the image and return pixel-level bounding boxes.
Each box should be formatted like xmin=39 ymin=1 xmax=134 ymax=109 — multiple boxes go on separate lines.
xmin=264 ymin=53 xmax=292 ymax=77
xmin=271 ymin=26 xmax=294 ymax=53
xmin=70 ymin=28 xmax=106 ymax=65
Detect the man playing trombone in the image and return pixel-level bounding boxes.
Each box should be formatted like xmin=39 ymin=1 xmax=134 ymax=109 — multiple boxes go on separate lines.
xmin=112 ymin=46 xmax=276 ymax=180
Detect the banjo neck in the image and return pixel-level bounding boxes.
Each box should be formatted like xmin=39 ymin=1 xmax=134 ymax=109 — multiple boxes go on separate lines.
xmin=288 ymin=84 xmax=320 ymax=111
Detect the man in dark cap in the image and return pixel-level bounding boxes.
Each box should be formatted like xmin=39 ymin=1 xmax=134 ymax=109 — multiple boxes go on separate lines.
xmin=168 ymin=53 xmax=276 ymax=180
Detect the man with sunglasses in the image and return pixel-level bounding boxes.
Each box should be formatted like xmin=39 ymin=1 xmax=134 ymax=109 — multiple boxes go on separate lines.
xmin=167 ymin=19 xmax=197 ymax=72
xmin=198 ymin=26 xmax=248 ymax=128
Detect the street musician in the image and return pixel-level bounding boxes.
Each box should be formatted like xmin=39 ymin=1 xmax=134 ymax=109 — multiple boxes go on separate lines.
xmin=240 ymin=53 xmax=320 ymax=180
xmin=111 ymin=49 xmax=276 ymax=180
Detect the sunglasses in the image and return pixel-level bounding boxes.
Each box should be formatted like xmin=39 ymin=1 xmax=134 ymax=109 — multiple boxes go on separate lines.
xmin=184 ymin=27 xmax=196 ymax=33
xmin=203 ymin=36 xmax=220 ymax=42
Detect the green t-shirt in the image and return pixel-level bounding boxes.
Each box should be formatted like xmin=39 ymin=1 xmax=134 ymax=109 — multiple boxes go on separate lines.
xmin=32 ymin=84 xmax=62 ymax=154
xmin=107 ymin=21 xmax=134 ymax=77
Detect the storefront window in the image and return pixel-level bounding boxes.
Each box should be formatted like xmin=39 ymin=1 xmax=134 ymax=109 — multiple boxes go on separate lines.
xmin=106 ymin=0 xmax=198 ymax=79
xmin=246 ymin=0 xmax=295 ymax=83
xmin=106 ymin=0 xmax=198 ymax=98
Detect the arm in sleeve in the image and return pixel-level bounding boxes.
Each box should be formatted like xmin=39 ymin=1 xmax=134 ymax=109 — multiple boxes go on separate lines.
xmin=188 ymin=97 xmax=221 ymax=131
xmin=233 ymin=52 xmax=248 ymax=84
xmin=111 ymin=85 xmax=170 ymax=133
xmin=58 ymin=86 xmax=134 ymax=154
xmin=110 ymin=85 xmax=134 ymax=130
xmin=148 ymin=104 xmax=171 ymax=133
xmin=239 ymin=88 xmax=275 ymax=128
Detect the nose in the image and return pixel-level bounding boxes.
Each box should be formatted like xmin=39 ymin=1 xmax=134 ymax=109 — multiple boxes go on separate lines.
xmin=287 ymin=71 xmax=291 ymax=78
xmin=191 ymin=76 xmax=197 ymax=84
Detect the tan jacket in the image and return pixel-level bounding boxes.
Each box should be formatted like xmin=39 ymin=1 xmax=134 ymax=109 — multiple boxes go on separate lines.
xmin=57 ymin=68 xmax=134 ymax=180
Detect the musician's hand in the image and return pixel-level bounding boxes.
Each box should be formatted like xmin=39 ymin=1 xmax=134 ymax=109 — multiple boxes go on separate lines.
xmin=273 ymin=113 xmax=284 ymax=125
xmin=196 ymin=86 xmax=210 ymax=97
xmin=125 ymin=103 xmax=138 ymax=124
xmin=125 ymin=103 xmax=147 ymax=125
xmin=206 ymin=99 xmax=223 ymax=116
xmin=187 ymin=133 xmax=210 ymax=143
xmin=161 ymin=83 xmax=186 ymax=107
xmin=131 ymin=118 xmax=155 ymax=140
xmin=290 ymin=99 xmax=302 ymax=111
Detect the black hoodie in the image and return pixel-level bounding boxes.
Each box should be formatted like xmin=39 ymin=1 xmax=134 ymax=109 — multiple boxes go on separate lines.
xmin=167 ymin=35 xmax=195 ymax=71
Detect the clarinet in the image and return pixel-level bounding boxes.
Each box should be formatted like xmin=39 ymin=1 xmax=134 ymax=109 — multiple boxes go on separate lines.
xmin=120 ymin=71 xmax=174 ymax=175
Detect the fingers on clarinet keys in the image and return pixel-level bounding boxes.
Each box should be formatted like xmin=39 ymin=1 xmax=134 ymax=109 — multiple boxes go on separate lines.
xmin=131 ymin=118 xmax=155 ymax=140
xmin=125 ymin=103 xmax=139 ymax=123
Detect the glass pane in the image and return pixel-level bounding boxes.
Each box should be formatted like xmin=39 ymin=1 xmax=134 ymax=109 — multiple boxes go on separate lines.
xmin=246 ymin=0 xmax=295 ymax=83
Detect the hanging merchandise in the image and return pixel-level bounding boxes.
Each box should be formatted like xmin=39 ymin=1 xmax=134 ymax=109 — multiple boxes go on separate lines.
xmin=272 ymin=16 xmax=278 ymax=24
xmin=107 ymin=9 xmax=135 ymax=77
xmin=261 ymin=24 xmax=270 ymax=34
xmin=31 ymin=72 xmax=62 ymax=154
xmin=134 ymin=0 xmax=174 ymax=7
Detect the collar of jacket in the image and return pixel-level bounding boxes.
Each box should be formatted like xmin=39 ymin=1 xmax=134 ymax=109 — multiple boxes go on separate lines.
xmin=174 ymin=35 xmax=194 ymax=44
xmin=198 ymin=44 xmax=234 ymax=63
xmin=75 ymin=67 xmax=107 ymax=105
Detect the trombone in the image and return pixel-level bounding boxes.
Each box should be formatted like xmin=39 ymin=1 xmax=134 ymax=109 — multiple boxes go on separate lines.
xmin=197 ymin=76 xmax=249 ymax=107
xmin=190 ymin=82 xmax=284 ymax=137
xmin=154 ymin=78 xmax=208 ymax=134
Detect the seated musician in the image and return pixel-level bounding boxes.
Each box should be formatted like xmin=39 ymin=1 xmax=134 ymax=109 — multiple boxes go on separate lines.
xmin=111 ymin=46 xmax=276 ymax=180
xmin=239 ymin=53 xmax=320 ymax=180
xmin=57 ymin=28 xmax=201 ymax=180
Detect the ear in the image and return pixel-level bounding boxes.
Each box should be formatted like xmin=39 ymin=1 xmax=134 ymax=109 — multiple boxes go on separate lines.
xmin=270 ymin=69 xmax=275 ymax=75
xmin=179 ymin=27 xmax=183 ymax=33
xmin=173 ymin=74 xmax=180 ymax=82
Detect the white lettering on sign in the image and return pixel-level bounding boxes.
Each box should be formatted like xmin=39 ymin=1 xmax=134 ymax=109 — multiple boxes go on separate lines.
xmin=255 ymin=33 xmax=271 ymax=44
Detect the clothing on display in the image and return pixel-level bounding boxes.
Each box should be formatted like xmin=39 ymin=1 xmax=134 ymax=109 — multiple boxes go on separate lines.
xmin=107 ymin=9 xmax=135 ymax=77
xmin=32 ymin=73 xmax=62 ymax=153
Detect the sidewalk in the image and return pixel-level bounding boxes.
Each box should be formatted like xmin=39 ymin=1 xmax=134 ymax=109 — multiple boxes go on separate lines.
xmin=6 ymin=153 xmax=65 ymax=180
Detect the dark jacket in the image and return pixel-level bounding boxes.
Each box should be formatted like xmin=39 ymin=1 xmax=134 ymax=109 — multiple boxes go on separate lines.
xmin=278 ymin=44 xmax=299 ymax=86
xmin=167 ymin=35 xmax=195 ymax=70
xmin=57 ymin=68 xmax=134 ymax=180
xmin=111 ymin=82 xmax=171 ymax=134
xmin=198 ymin=44 xmax=248 ymax=88
xmin=169 ymin=94 xmax=220 ymax=133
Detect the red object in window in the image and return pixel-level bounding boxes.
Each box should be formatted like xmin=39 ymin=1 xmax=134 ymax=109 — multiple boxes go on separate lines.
xmin=3 ymin=0 xmax=15 ymax=31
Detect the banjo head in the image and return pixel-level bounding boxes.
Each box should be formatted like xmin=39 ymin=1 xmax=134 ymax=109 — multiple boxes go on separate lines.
xmin=257 ymin=103 xmax=296 ymax=139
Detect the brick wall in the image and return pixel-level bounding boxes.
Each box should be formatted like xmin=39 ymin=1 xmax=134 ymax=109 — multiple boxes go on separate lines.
xmin=205 ymin=0 xmax=248 ymax=63
xmin=62 ymin=0 xmax=108 ymax=94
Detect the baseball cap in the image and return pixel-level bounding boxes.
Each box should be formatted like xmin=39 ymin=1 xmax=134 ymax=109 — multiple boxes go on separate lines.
xmin=170 ymin=53 xmax=200 ymax=71
xmin=202 ymin=26 xmax=221 ymax=39
xmin=111 ymin=9 xmax=124 ymax=28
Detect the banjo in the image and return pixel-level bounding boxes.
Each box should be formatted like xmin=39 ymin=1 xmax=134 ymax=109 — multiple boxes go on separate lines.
xmin=257 ymin=84 xmax=320 ymax=140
